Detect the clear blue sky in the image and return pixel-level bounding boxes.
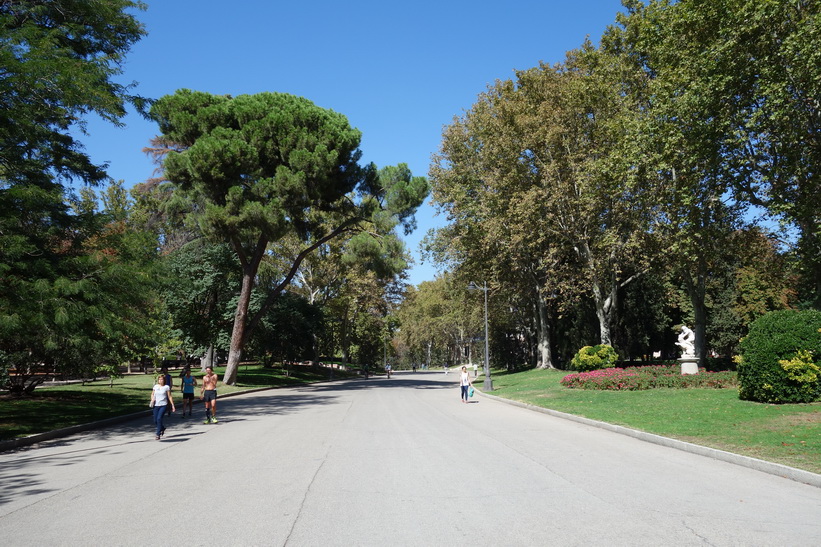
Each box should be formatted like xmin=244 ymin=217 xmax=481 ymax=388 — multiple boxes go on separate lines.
xmin=82 ymin=0 xmax=627 ymax=285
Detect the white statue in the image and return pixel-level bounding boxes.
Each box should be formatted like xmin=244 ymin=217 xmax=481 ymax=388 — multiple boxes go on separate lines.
xmin=676 ymin=325 xmax=696 ymax=358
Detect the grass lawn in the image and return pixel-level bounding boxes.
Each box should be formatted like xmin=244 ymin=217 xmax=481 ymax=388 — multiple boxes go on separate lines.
xmin=0 ymin=364 xmax=338 ymax=441
xmin=482 ymin=368 xmax=821 ymax=474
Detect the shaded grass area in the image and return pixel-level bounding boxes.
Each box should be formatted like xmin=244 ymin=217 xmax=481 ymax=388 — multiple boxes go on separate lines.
xmin=485 ymin=368 xmax=821 ymax=474
xmin=0 ymin=364 xmax=338 ymax=441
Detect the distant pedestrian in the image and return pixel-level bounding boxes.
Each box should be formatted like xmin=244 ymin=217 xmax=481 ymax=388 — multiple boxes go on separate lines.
xmin=201 ymin=366 xmax=219 ymax=424
xmin=150 ymin=374 xmax=175 ymax=439
xmin=180 ymin=368 xmax=197 ymax=417
xmin=444 ymin=362 xmax=449 ymax=375
xmin=459 ymin=366 xmax=473 ymax=403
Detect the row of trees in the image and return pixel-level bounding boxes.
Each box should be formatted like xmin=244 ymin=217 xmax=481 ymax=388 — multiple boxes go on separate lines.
xmin=1 ymin=2 xmax=427 ymax=392
xmin=395 ymin=0 xmax=818 ymax=370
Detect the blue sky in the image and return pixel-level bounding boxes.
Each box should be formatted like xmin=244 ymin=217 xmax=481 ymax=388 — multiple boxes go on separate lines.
xmin=82 ymin=0 xmax=628 ymax=285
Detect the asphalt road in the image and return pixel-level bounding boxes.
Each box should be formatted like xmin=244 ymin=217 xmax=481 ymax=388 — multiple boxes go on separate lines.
xmin=1 ymin=372 xmax=820 ymax=546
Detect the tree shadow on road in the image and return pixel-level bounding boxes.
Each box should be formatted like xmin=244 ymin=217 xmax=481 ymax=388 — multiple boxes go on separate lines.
xmin=295 ymin=371 xmax=455 ymax=393
xmin=0 ymin=371 xmax=456 ymax=511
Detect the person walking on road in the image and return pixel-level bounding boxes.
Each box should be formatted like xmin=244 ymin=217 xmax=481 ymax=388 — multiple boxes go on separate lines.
xmin=459 ymin=365 xmax=473 ymax=403
xmin=201 ymin=366 xmax=219 ymax=424
xmin=161 ymin=366 xmax=173 ymax=416
xmin=150 ymin=374 xmax=175 ymax=439
xmin=180 ymin=368 xmax=197 ymax=417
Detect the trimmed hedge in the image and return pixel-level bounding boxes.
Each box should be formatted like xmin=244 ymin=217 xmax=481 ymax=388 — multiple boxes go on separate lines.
xmin=736 ymin=309 xmax=821 ymax=404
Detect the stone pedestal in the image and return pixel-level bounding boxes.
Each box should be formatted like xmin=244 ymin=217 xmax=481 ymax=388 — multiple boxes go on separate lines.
xmin=679 ymin=356 xmax=699 ymax=375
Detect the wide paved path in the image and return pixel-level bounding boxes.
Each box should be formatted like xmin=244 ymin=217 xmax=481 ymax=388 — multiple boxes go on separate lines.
xmin=1 ymin=372 xmax=820 ymax=546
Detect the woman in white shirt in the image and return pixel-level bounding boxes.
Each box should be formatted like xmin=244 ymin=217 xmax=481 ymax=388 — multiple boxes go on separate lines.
xmin=150 ymin=374 xmax=175 ymax=440
xmin=459 ymin=366 xmax=473 ymax=403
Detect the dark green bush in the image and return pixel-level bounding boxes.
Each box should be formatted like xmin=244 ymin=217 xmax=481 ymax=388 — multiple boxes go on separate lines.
xmin=570 ymin=344 xmax=618 ymax=372
xmin=737 ymin=310 xmax=821 ymax=403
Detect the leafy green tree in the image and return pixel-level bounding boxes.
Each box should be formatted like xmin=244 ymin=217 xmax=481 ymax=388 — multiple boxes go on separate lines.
xmin=615 ymin=269 xmax=676 ymax=361
xmin=246 ymin=291 xmax=323 ymax=364
xmin=2 ymin=180 xmax=160 ymax=392
xmin=606 ymin=0 xmax=758 ymax=362
xmin=149 ymin=90 xmax=426 ymax=384
xmin=612 ymin=0 xmax=820 ymax=310
xmin=428 ymin=79 xmax=565 ymax=368
xmin=709 ymin=0 xmax=821 ymax=308
xmin=161 ymin=240 xmax=238 ymax=363
xmin=277 ymin=164 xmax=421 ymax=363
xmin=430 ymin=43 xmax=654 ymax=360
xmin=0 ymin=0 xmax=147 ymax=186
xmin=395 ymin=274 xmax=480 ymax=369
xmin=708 ymin=228 xmax=796 ymax=357
xmin=1 ymin=1 xmax=148 ymax=390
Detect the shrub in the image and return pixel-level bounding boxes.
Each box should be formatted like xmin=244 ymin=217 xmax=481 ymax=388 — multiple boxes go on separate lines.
xmin=570 ymin=344 xmax=618 ymax=372
xmin=736 ymin=309 xmax=821 ymax=404
xmin=560 ymin=365 xmax=738 ymax=391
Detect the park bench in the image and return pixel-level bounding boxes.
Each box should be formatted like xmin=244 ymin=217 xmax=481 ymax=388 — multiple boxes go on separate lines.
xmin=4 ymin=366 xmax=54 ymax=394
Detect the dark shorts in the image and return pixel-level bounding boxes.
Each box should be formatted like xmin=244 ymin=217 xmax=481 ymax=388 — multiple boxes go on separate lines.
xmin=183 ymin=392 xmax=194 ymax=400
xmin=203 ymin=390 xmax=217 ymax=402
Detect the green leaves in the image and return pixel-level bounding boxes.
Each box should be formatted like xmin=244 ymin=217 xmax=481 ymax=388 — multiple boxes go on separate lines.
xmin=0 ymin=0 xmax=147 ymax=185
xmin=738 ymin=309 xmax=821 ymax=403
xmin=150 ymin=90 xmax=427 ymax=383
xmin=613 ymin=0 xmax=821 ymax=307
xmin=151 ymin=91 xmax=367 ymax=252
xmin=431 ymin=44 xmax=653 ymax=350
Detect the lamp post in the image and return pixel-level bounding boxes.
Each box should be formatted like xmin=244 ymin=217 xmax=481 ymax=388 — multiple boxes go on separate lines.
xmin=467 ymin=281 xmax=493 ymax=391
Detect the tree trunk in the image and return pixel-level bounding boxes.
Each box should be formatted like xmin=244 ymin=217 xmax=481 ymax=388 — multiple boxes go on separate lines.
xmin=223 ymin=269 xmax=255 ymax=385
xmin=535 ymin=295 xmax=555 ymax=369
xmin=310 ymin=332 xmax=320 ymax=364
xmin=591 ymin=278 xmax=613 ymax=346
xmin=799 ymin=219 xmax=821 ymax=309
xmin=201 ymin=344 xmax=215 ymax=372
xmin=683 ymin=270 xmax=707 ymax=365
xmin=340 ymin=308 xmax=350 ymax=367
xmin=577 ymin=241 xmax=615 ymax=346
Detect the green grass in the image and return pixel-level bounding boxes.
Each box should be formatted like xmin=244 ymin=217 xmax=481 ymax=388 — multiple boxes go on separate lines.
xmin=483 ymin=368 xmax=821 ymax=474
xmin=0 ymin=364 xmax=337 ymax=441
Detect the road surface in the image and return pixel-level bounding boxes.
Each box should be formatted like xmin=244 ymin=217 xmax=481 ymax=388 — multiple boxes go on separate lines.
xmin=1 ymin=372 xmax=820 ymax=546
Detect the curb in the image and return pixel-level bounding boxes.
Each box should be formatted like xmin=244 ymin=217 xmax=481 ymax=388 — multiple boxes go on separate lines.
xmin=478 ymin=390 xmax=821 ymax=489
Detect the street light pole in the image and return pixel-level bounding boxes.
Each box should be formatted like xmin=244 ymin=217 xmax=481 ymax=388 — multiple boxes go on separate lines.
xmin=468 ymin=281 xmax=493 ymax=391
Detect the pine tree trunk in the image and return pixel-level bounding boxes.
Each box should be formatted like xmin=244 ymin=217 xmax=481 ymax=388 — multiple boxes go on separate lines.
xmin=223 ymin=269 xmax=255 ymax=385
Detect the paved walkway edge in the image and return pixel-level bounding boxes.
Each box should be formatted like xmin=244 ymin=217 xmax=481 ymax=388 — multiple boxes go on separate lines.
xmin=0 ymin=384 xmax=284 ymax=453
xmin=479 ymin=390 xmax=821 ymax=489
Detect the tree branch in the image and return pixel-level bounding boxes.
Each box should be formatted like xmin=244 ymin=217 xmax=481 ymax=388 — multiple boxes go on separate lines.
xmin=244 ymin=218 xmax=360 ymax=337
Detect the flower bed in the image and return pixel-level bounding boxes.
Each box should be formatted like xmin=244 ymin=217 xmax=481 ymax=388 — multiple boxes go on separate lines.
xmin=560 ymin=365 xmax=738 ymax=391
